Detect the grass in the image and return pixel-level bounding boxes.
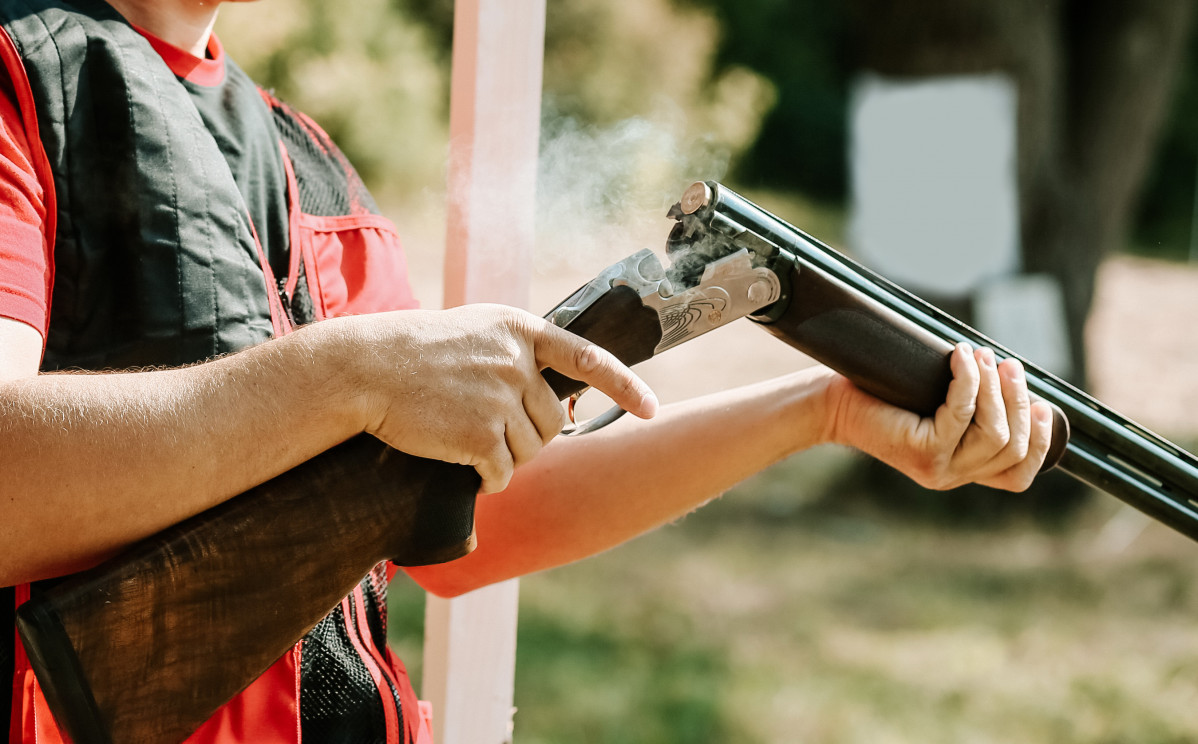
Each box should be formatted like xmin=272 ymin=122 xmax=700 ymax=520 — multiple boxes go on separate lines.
xmin=389 ymin=447 xmax=1198 ymax=743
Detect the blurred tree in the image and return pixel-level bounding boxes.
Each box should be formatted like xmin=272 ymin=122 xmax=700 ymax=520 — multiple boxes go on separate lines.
xmin=699 ymin=0 xmax=1193 ymax=524
xmin=395 ymin=0 xmax=774 ymax=169
xmin=700 ymin=0 xmax=1193 ymax=388
xmin=1133 ymin=28 xmax=1198 ymax=260
xmin=690 ymin=0 xmax=851 ymax=201
xmin=393 ymin=0 xmax=776 ymax=272
xmin=223 ymin=0 xmax=774 ymax=211
xmin=845 ymin=0 xmax=1192 ymax=524
xmin=847 ymin=0 xmax=1194 ymax=388
xmin=217 ymin=0 xmax=450 ymax=200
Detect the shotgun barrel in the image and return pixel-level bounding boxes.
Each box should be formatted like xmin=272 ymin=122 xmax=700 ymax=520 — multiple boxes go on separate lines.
xmin=671 ymin=181 xmax=1198 ymax=539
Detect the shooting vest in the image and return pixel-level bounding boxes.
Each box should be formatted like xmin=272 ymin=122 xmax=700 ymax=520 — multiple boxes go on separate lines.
xmin=0 ymin=1 xmax=429 ymax=742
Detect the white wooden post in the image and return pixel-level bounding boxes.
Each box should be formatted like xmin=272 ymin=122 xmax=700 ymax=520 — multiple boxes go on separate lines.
xmin=423 ymin=1 xmax=546 ymax=742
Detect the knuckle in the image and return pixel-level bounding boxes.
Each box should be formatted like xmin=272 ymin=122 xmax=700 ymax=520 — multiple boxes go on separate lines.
xmin=573 ymin=343 xmax=604 ymax=376
xmin=911 ymin=455 xmax=951 ymax=490
xmin=493 ymin=303 xmax=521 ymax=325
xmin=1010 ymin=434 xmax=1030 ymax=462
xmin=920 ymin=473 xmax=952 ymax=491
xmin=1003 ymin=470 xmax=1035 ymax=493
xmin=486 ymin=440 xmax=514 ymax=473
xmin=477 ymin=419 xmax=507 ymax=452
xmin=929 ymin=470 xmax=958 ymax=491
xmin=954 ymin=401 xmax=977 ymax=422
xmin=984 ymin=424 xmax=1010 ymax=449
xmin=618 ymin=373 xmax=640 ymax=401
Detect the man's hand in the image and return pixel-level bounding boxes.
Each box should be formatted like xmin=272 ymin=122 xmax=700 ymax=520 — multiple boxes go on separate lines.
xmin=330 ymin=304 xmax=658 ymax=494
xmin=825 ymin=342 xmax=1054 ymax=492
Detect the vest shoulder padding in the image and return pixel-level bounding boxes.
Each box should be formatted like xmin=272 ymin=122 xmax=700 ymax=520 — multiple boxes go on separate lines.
xmin=0 ymin=0 xmax=275 ymax=370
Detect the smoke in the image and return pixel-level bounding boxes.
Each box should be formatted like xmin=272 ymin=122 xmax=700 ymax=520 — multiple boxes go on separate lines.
xmin=534 ymin=102 xmax=731 ymax=273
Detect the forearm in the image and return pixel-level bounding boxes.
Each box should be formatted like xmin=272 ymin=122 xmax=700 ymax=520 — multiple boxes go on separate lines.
xmin=0 ymin=303 xmax=658 ymax=586
xmin=407 ymin=366 xmax=838 ymax=597
xmin=0 ymin=320 xmax=364 ymax=584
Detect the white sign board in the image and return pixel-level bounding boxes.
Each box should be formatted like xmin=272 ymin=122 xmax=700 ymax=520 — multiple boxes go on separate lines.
xmin=849 ymin=73 xmax=1020 ymax=295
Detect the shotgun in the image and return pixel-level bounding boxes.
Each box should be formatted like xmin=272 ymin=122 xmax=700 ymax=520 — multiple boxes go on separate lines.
xmin=669 ymin=182 xmax=1197 ymax=534
xmin=17 ymin=181 xmax=1197 ymax=744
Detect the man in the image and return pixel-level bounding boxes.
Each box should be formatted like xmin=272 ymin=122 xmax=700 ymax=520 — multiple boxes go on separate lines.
xmin=0 ymin=0 xmax=1054 ymax=741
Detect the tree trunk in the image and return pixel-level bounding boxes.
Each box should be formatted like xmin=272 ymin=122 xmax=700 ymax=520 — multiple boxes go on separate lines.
xmin=838 ymin=0 xmax=1192 ymax=522
xmin=846 ymin=0 xmax=1193 ymax=386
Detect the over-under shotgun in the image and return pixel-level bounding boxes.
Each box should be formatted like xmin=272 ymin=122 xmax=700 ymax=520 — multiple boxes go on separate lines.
xmin=17 ymin=182 xmax=1197 ymax=744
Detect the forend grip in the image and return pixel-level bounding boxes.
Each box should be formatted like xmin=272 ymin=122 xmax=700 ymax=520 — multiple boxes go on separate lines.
xmin=756 ymin=261 xmax=1069 ymax=472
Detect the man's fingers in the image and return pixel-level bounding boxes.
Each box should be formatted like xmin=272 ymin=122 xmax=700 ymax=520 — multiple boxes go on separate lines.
xmin=950 ymin=347 xmax=1011 ymax=469
xmin=956 ymin=357 xmax=1034 ymax=480
xmin=505 ymin=416 xmax=545 ymax=470
xmin=525 ymin=383 xmax=568 ymax=444
xmin=475 ymin=444 xmax=515 ymax=495
xmin=533 ymin=321 xmax=658 ymax=419
xmin=970 ymin=348 xmax=1009 ymax=446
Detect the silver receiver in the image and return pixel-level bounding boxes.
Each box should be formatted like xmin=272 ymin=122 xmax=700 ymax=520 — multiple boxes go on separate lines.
xmin=546 ymin=248 xmax=782 ymax=435
xmin=547 ymin=248 xmax=781 ymax=351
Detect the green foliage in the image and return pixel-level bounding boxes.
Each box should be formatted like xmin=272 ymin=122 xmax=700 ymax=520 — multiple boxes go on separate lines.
xmin=691 ymin=0 xmax=851 ymax=198
xmin=514 ymin=606 xmax=743 ymax=744
xmin=217 ymin=0 xmax=450 ymax=199
xmin=219 ymin=0 xmax=775 ymax=204
xmin=452 ymin=468 xmax=1198 ymax=742
xmin=1133 ymin=27 xmax=1198 ymax=260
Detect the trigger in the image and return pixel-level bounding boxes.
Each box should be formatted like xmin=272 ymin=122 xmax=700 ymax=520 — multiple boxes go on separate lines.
xmin=561 ymin=388 xmax=628 ymax=437
xmin=567 ymin=391 xmax=583 ymax=426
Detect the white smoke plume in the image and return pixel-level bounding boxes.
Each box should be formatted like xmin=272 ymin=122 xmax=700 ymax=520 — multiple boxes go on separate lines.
xmin=534 ymin=103 xmax=731 ymax=273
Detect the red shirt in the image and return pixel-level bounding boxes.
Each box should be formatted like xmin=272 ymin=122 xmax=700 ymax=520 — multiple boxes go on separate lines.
xmin=0 ymin=51 xmax=50 ymax=337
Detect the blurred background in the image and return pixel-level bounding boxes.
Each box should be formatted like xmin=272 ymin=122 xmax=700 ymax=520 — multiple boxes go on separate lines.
xmin=219 ymin=1 xmax=1198 ymax=741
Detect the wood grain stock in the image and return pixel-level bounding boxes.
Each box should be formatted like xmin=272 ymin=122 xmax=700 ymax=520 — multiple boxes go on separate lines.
xmin=16 ymin=286 xmax=666 ymax=744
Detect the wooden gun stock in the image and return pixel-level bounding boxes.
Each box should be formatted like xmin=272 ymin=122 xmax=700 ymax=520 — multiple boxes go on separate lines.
xmin=16 ymin=286 xmax=664 ymax=744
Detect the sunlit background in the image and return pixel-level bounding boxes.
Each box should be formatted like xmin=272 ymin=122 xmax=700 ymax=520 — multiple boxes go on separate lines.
xmin=219 ymin=2 xmax=1198 ymax=741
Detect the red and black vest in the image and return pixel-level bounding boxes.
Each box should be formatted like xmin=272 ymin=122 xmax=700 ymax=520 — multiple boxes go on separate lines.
xmin=0 ymin=0 xmax=427 ymax=742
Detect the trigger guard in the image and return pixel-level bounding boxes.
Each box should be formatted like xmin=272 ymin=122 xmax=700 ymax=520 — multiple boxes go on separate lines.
xmin=560 ymin=405 xmax=628 ymax=437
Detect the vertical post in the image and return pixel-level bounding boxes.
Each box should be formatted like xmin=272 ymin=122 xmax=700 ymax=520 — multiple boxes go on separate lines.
xmin=441 ymin=0 xmax=545 ymax=309
xmin=423 ymin=1 xmax=546 ymax=743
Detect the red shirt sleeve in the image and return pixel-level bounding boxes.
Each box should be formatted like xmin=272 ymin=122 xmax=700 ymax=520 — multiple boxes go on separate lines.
xmin=0 ymin=37 xmax=51 ymax=339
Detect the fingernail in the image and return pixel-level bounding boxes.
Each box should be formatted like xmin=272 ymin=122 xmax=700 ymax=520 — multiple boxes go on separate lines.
xmin=1008 ymin=358 xmax=1025 ymax=382
xmin=640 ymin=391 xmax=659 ymax=418
xmin=1033 ymin=404 xmax=1051 ymax=423
xmin=978 ymin=348 xmax=996 ymax=367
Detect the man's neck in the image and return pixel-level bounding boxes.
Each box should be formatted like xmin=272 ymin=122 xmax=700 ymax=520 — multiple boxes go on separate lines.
xmin=104 ymin=0 xmax=219 ymax=57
